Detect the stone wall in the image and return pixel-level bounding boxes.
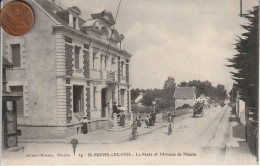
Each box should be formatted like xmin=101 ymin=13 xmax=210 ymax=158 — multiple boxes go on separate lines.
xmin=17 ymin=120 xmax=109 ymax=139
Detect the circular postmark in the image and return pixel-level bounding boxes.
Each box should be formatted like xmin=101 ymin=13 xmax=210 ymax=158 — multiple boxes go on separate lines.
xmin=0 ymin=1 xmax=34 ymax=36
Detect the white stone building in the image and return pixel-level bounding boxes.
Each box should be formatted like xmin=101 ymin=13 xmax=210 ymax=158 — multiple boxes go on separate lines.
xmin=2 ymin=0 xmax=132 ymax=138
xmin=174 ymin=87 xmax=196 ymax=108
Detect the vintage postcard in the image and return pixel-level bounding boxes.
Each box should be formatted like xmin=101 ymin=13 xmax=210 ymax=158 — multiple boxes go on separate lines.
xmin=1 ymin=0 xmax=259 ymax=165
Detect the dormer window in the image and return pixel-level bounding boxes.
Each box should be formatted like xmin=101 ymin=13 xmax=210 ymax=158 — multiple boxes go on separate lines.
xmin=73 ymin=16 xmax=77 ymax=29
xmin=101 ymin=26 xmax=109 ymax=36
xmin=103 ymin=14 xmax=109 ymax=21
xmin=67 ymin=6 xmax=81 ymax=30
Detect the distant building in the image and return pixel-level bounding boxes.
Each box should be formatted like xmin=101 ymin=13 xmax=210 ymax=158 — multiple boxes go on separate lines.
xmin=134 ymin=92 xmax=143 ymax=106
xmin=174 ymin=87 xmax=196 ymax=108
xmin=196 ymin=94 xmax=210 ymax=105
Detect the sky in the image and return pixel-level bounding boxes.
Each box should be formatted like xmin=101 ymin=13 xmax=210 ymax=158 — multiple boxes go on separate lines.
xmin=61 ymin=0 xmax=259 ymax=91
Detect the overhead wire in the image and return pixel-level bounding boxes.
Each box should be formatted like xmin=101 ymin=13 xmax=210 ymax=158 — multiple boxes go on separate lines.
xmin=105 ymin=0 xmax=122 ymax=57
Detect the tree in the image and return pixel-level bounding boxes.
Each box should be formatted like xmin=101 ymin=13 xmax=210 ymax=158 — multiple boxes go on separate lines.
xmin=163 ymin=76 xmax=176 ymax=99
xmin=227 ymin=6 xmax=259 ymax=109
xmin=141 ymin=76 xmax=176 ymax=107
xmin=215 ymin=84 xmax=228 ymax=102
xmin=229 ymin=84 xmax=238 ymax=103
xmin=131 ymin=88 xmax=141 ymax=101
xmin=178 ymin=81 xmax=188 ymax=87
xmin=177 ymin=79 xmax=228 ymax=101
xmin=141 ymin=90 xmax=156 ymax=106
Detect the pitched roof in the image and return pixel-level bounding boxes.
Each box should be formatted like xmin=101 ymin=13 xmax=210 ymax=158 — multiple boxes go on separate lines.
xmin=174 ymin=87 xmax=196 ymax=99
xmin=34 ymin=0 xmax=67 ymax=24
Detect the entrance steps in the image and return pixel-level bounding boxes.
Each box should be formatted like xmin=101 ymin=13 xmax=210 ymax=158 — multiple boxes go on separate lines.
xmin=108 ymin=121 xmax=132 ymax=132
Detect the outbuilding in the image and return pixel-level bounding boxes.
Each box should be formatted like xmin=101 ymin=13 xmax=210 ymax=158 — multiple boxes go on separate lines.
xmin=174 ymin=87 xmax=196 ymax=109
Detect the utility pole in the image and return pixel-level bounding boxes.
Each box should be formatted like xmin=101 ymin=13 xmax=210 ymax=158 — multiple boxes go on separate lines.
xmin=240 ymin=0 xmax=243 ymax=17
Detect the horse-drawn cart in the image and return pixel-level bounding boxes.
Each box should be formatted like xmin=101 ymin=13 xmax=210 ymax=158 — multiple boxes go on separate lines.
xmin=193 ymin=102 xmax=204 ymax=117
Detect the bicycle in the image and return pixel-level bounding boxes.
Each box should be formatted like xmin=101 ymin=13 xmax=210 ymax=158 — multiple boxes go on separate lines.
xmin=129 ymin=130 xmax=138 ymax=141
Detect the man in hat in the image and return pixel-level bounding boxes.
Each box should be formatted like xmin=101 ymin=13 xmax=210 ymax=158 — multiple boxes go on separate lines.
xmin=112 ymin=102 xmax=118 ymax=118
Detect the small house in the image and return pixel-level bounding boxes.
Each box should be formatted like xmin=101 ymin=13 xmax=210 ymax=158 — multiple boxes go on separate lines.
xmin=196 ymin=94 xmax=209 ymax=104
xmin=174 ymin=87 xmax=196 ymax=108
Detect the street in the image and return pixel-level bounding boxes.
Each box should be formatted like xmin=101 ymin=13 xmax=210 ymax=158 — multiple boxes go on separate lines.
xmin=3 ymin=105 xmax=244 ymax=165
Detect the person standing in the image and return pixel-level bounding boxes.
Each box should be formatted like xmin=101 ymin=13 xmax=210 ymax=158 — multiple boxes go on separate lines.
xmin=137 ymin=115 xmax=142 ymax=127
xmin=81 ymin=116 xmax=88 ymax=134
xmin=112 ymin=102 xmax=118 ymax=118
xmin=145 ymin=115 xmax=150 ymax=128
xmin=151 ymin=111 xmax=156 ymax=126
xmin=106 ymin=102 xmax=111 ymax=118
xmin=119 ymin=111 xmax=126 ymax=127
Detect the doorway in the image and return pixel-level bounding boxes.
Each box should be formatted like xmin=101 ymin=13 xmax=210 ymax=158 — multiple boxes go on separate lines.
xmin=10 ymin=86 xmax=23 ymax=117
xmin=101 ymin=88 xmax=106 ymax=117
xmin=120 ymin=89 xmax=125 ymax=107
xmin=73 ymin=86 xmax=84 ymax=113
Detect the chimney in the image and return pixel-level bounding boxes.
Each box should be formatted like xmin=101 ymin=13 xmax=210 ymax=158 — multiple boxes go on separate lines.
xmin=119 ymin=34 xmax=124 ymax=50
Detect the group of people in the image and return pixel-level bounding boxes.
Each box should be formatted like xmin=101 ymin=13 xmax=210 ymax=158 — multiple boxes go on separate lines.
xmin=144 ymin=111 xmax=157 ymax=127
xmin=131 ymin=111 xmax=157 ymax=137
xmin=112 ymin=102 xmax=127 ymax=127
xmin=194 ymin=101 xmax=204 ymax=112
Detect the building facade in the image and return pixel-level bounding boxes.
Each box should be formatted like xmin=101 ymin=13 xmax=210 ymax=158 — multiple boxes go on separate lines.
xmin=174 ymin=87 xmax=196 ymax=108
xmin=3 ymin=0 xmax=132 ymax=138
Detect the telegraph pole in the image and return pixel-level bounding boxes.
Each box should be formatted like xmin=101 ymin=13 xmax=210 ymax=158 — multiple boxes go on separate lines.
xmin=240 ymin=0 xmax=243 ymax=17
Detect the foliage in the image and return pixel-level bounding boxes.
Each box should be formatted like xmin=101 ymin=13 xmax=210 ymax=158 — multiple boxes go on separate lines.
xmin=176 ymin=104 xmax=191 ymax=110
xmin=178 ymin=80 xmax=228 ymax=102
xmin=131 ymin=88 xmax=141 ymax=102
xmin=141 ymin=90 xmax=156 ymax=106
xmin=131 ymin=104 xmax=154 ymax=114
xmin=163 ymin=76 xmax=176 ymax=99
xmin=182 ymin=104 xmax=191 ymax=109
xmin=229 ymin=84 xmax=238 ymax=103
xmin=227 ymin=6 xmax=259 ymax=111
xmin=132 ymin=76 xmax=228 ymax=109
xmin=141 ymin=77 xmax=176 ymax=107
xmin=156 ymin=98 xmax=175 ymax=109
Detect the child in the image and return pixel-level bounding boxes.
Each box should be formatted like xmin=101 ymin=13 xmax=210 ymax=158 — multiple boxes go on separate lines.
xmin=145 ymin=115 xmax=150 ymax=128
xmin=137 ymin=115 xmax=142 ymax=127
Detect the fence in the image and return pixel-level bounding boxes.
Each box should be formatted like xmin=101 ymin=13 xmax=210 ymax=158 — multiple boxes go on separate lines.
xmin=246 ymin=121 xmax=258 ymax=159
xmin=245 ymin=107 xmax=258 ymax=160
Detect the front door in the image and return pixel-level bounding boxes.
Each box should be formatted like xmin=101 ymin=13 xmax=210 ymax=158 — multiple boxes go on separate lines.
xmin=101 ymin=89 xmax=106 ymax=117
xmin=2 ymin=100 xmax=18 ymax=149
xmin=73 ymin=86 xmax=84 ymax=113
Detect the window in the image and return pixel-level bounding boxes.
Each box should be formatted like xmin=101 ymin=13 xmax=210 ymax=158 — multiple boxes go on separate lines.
xmin=93 ymin=52 xmax=96 ymax=68
xmin=100 ymin=55 xmax=103 ymax=70
xmin=10 ymin=86 xmax=23 ymax=117
xmin=121 ymin=61 xmax=124 ymax=77
xmin=120 ymin=89 xmax=125 ymax=107
xmin=101 ymin=26 xmax=109 ymax=36
xmin=74 ymin=46 xmax=80 ymax=69
xmin=104 ymin=56 xmax=107 ymax=69
xmin=11 ymin=44 xmax=21 ymax=67
xmin=73 ymin=16 xmax=77 ymax=29
xmin=65 ymin=36 xmax=72 ymax=43
xmin=84 ymin=43 xmax=89 ymax=50
xmin=73 ymin=86 xmax=84 ymax=113
xmin=94 ymin=87 xmax=96 ymax=108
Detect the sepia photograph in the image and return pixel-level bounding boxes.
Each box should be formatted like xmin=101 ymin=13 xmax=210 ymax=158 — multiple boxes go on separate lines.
xmin=1 ymin=0 xmax=259 ymax=165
